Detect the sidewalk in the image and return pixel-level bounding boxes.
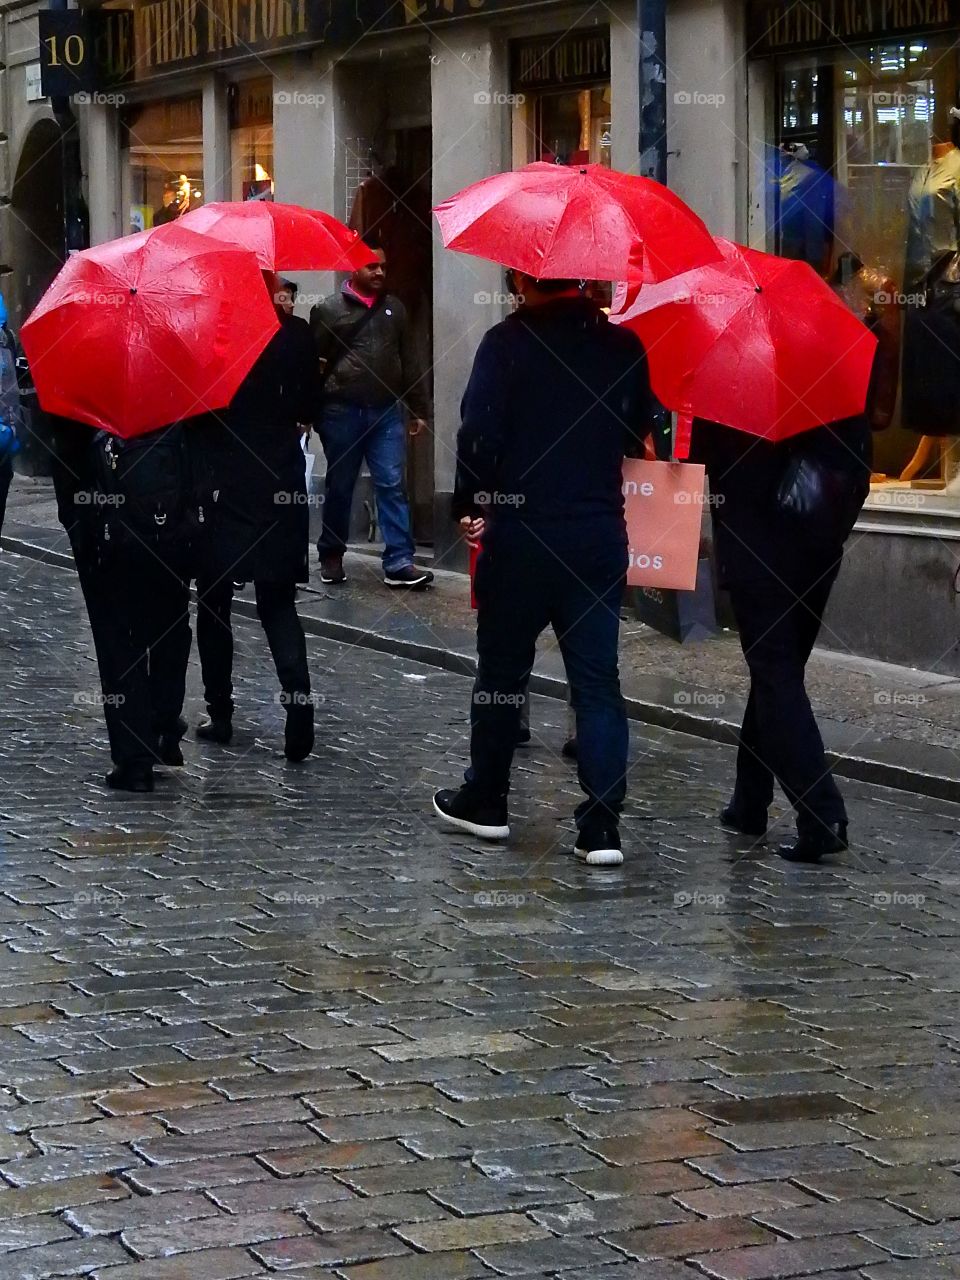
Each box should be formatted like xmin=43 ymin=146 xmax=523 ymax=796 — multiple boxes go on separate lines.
xmin=6 ymin=474 xmax=960 ymax=801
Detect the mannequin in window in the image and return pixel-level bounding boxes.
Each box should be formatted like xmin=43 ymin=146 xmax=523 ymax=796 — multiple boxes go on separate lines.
xmin=901 ymin=127 xmax=960 ymax=479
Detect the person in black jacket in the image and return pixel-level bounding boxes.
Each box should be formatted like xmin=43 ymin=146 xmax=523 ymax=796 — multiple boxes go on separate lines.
xmin=432 ymin=275 xmax=656 ymax=867
xmin=690 ymin=416 xmax=871 ymax=863
xmin=192 ymin=282 xmax=318 ymax=761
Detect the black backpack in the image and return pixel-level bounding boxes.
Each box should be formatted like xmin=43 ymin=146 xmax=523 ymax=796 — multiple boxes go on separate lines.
xmin=90 ymin=424 xmax=197 ymax=555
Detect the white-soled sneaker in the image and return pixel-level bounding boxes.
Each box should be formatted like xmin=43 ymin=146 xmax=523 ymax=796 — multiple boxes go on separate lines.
xmin=574 ymin=828 xmax=623 ymax=866
xmin=433 ymin=787 xmax=509 ymax=841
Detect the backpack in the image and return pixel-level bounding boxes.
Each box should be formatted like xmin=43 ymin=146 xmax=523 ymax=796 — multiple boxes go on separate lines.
xmin=90 ymin=424 xmax=198 ymax=555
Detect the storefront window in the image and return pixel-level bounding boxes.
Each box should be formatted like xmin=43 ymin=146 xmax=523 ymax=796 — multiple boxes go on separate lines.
xmin=230 ymin=78 xmax=275 ymax=201
xmin=533 ymin=86 xmax=611 ymax=166
xmin=510 ymin=28 xmax=611 ymax=168
xmin=771 ymin=40 xmax=960 ymax=496
xmin=121 ymin=96 xmax=204 ymax=234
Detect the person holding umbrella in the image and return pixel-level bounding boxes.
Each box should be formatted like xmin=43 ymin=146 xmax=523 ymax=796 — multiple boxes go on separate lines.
xmin=617 ymin=238 xmax=877 ymax=862
xmin=191 ymin=271 xmax=319 ymax=760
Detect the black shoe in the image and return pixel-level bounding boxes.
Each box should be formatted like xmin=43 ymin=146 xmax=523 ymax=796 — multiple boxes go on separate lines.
xmin=384 ymin=566 xmax=434 ymax=590
xmin=561 ymin=738 xmax=578 ymax=762
xmin=516 ymin=728 xmax=532 ymax=748
xmin=196 ymin=715 xmax=233 ymax=744
xmin=779 ymin=821 xmax=849 ymax=864
xmin=719 ymin=803 xmax=768 ymax=838
xmin=156 ymin=736 xmax=184 ymax=767
xmin=574 ymin=827 xmax=623 ymax=867
xmin=433 ymin=787 xmax=509 ymax=841
xmin=106 ymin=765 xmax=154 ymax=793
xmin=320 ymin=556 xmax=346 ymax=585
xmin=284 ymin=700 xmax=314 ymax=762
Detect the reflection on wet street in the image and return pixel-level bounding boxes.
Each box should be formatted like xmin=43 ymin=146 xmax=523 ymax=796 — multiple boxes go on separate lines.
xmin=0 ymin=556 xmax=958 ymax=1279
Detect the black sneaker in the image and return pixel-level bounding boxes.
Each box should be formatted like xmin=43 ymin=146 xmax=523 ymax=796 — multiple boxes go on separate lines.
xmin=384 ymin=566 xmax=434 ymax=590
xmin=433 ymin=787 xmax=510 ymax=840
xmin=156 ymin=736 xmax=184 ymax=767
xmin=574 ymin=827 xmax=623 ymax=867
xmin=561 ymin=737 xmax=578 ymax=762
xmin=320 ymin=556 xmax=346 ymax=585
xmin=779 ymin=821 xmax=848 ymax=864
xmin=284 ymin=701 xmax=315 ymax=763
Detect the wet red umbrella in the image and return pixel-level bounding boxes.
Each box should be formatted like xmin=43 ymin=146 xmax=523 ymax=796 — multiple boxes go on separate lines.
xmin=21 ymin=224 xmax=279 ymax=438
xmin=614 ymin=238 xmax=878 ymax=455
xmin=179 ymin=201 xmax=373 ymax=272
xmin=433 ymin=162 xmax=720 ymax=283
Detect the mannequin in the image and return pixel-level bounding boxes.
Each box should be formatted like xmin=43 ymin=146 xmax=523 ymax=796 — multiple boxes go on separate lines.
xmin=901 ymin=133 xmax=960 ymax=471
xmin=832 ymin=252 xmax=899 ymax=434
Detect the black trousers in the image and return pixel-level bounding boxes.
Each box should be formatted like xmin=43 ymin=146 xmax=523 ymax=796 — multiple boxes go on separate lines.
xmin=74 ymin=546 xmax=192 ymax=771
xmin=728 ymin=560 xmax=846 ymax=836
xmin=0 ymin=459 xmax=12 ymax=535
xmin=196 ymin=577 xmax=309 ymax=714
xmin=469 ymin=527 xmax=628 ymax=834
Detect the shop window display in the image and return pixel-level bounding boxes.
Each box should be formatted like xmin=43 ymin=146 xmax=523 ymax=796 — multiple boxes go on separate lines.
xmin=773 ymin=42 xmax=960 ymax=498
xmin=230 ymin=78 xmax=275 ymax=202
xmin=121 ymin=96 xmax=204 ymax=234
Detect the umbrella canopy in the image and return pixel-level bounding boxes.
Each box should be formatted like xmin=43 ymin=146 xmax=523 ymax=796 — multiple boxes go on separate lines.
xmin=178 ymin=201 xmax=374 ymax=272
xmin=614 ymin=237 xmax=878 ymax=453
xmin=433 ymin=162 xmax=720 ymax=283
xmin=21 ymin=224 xmax=279 ymax=438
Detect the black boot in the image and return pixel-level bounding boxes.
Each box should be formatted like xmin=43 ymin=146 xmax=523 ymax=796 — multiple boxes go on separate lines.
xmin=284 ymin=698 xmax=314 ymax=762
xmin=719 ymin=803 xmax=768 ymax=838
xmin=156 ymin=735 xmax=184 ymax=766
xmin=779 ymin=821 xmax=848 ymax=864
xmin=196 ymin=704 xmax=233 ymax=744
xmin=106 ymin=764 xmax=154 ymax=793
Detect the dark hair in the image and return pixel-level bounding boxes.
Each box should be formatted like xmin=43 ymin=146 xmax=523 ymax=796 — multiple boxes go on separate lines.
xmin=279 ymin=278 xmax=298 ymax=297
xmin=361 ymin=233 xmax=386 ymax=257
xmin=531 ymin=277 xmax=582 ymax=294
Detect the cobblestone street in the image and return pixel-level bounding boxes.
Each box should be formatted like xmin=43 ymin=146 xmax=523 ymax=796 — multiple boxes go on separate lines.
xmin=2 ymin=552 xmax=960 ymax=1279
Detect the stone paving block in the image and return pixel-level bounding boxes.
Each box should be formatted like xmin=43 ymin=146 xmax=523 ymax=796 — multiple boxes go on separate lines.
xmin=861 ymin=1218 xmax=960 ymax=1257
xmin=302 ymin=1191 xmax=450 ymax=1231
xmin=132 ymin=1058 xmax=262 ymax=1087
xmin=583 ymin=1129 xmax=728 ymax=1165
xmin=372 ymin=1032 xmax=531 ymax=1061
xmin=64 ymin=1190 xmax=220 ymax=1236
xmin=755 ymin=1196 xmax=915 ymax=1238
xmin=674 ymin=1181 xmax=818 ymax=1218
xmin=339 ymin=1251 xmax=489 ymax=1280
xmin=689 ymin=1144 xmax=874 ymax=1184
xmin=0 ymin=1215 xmax=75 ymax=1252
xmin=207 ymin=1172 xmax=354 ymax=1213
xmin=861 ymin=1261 xmax=960 ymax=1278
xmin=257 ymin=1139 xmax=415 ymax=1176
xmin=429 ymin=1176 xmax=586 ymax=1217
xmin=605 ymin=1218 xmax=777 ymax=1260
xmin=303 ymin=1085 xmax=439 ymax=1116
xmin=251 ymin=1228 xmax=410 ymax=1268
xmin=157 ymin=1097 xmax=311 ymax=1133
xmin=32 ymin=1115 xmax=163 ymax=1149
xmin=334 ymin=1158 xmax=478 ymax=1197
xmin=96 ymin=1085 xmax=218 ymax=1114
xmin=529 ymin=1194 xmax=689 ymax=1235
xmin=887 ymin=1188 xmax=960 ymax=1222
xmin=706 ymin=1119 xmax=855 ymax=1151
xmin=89 ymin=1246 xmax=267 ymax=1279
xmin=473 ymin=1145 xmax=606 ymax=1177
xmin=394 ymin=1213 xmax=550 ymax=1252
xmin=124 ymin=1156 xmax=272 ymax=1194
xmin=473 ymin=1235 xmax=625 ymax=1274
xmin=565 ymin=1163 xmax=711 ymax=1199
xmin=1 ymin=1144 xmax=143 ymax=1185
xmin=688 ymin=1234 xmax=890 ymax=1279
xmin=132 ymin=1121 xmax=319 ymax=1163
xmin=0 ymin=1174 xmax=130 ymax=1217
xmin=121 ymin=1209 xmax=309 ymax=1258
xmin=4 ymin=1237 xmax=128 ymax=1278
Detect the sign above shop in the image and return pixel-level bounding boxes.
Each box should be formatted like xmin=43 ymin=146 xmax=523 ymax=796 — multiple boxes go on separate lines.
xmin=510 ymin=27 xmax=610 ymax=93
xmin=748 ymin=0 xmax=960 ymax=55
xmin=79 ymin=0 xmax=556 ymax=86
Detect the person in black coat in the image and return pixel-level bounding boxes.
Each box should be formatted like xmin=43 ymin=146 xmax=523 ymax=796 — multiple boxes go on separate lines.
xmin=192 ymin=283 xmax=318 ymax=762
xmin=432 ymin=277 xmax=656 ymax=867
xmin=690 ymin=416 xmax=871 ymax=863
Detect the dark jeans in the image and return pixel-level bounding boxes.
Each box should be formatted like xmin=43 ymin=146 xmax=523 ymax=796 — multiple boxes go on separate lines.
xmin=316 ymin=401 xmax=415 ymax=574
xmin=196 ymin=577 xmax=309 ymax=714
xmin=0 ymin=459 xmax=11 ymax=535
xmin=469 ymin=525 xmax=628 ymax=834
xmin=75 ymin=547 xmax=191 ymax=771
xmin=729 ymin=561 xmax=846 ymax=836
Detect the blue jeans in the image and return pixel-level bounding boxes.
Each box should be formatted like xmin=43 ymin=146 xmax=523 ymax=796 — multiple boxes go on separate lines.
xmin=316 ymin=401 xmax=415 ymax=574
xmin=468 ymin=522 xmax=628 ymax=834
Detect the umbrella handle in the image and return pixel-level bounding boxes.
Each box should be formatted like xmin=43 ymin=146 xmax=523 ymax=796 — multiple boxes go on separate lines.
xmin=675 ymin=407 xmax=693 ymax=460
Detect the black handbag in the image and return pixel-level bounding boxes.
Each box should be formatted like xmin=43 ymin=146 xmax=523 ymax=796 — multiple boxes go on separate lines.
xmin=776 ymin=449 xmax=869 ymax=548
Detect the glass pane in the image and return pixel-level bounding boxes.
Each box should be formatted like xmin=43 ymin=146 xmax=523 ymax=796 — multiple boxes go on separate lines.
xmin=120 ymin=96 xmax=204 ymax=234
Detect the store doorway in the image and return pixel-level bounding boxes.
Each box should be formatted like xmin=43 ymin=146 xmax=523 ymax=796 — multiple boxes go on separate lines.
xmin=9 ymin=119 xmax=66 ymax=325
xmin=343 ymin=58 xmax=434 ymax=542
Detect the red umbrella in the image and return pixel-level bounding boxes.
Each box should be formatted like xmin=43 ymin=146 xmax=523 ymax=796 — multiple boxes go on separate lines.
xmin=179 ymin=201 xmax=373 ymax=272
xmin=21 ymin=224 xmax=279 ymax=438
xmin=614 ymin=238 xmax=878 ymax=455
xmin=433 ymin=162 xmax=720 ymax=283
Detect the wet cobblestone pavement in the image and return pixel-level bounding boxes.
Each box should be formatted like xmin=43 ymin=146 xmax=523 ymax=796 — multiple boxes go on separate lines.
xmin=1 ymin=552 xmax=960 ymax=1279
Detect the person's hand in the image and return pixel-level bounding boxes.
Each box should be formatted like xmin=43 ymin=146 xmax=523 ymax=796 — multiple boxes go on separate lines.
xmin=409 ymin=418 xmax=427 ymax=438
xmin=459 ymin=515 xmax=485 ymax=548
